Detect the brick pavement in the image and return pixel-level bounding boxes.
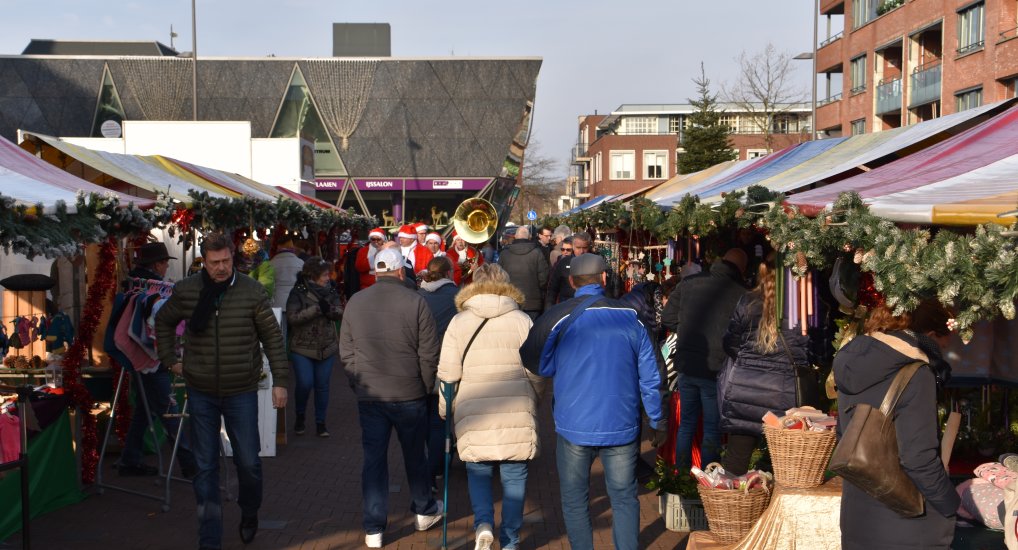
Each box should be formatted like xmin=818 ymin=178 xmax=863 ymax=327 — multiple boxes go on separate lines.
xmin=2 ymin=372 xmax=690 ymax=550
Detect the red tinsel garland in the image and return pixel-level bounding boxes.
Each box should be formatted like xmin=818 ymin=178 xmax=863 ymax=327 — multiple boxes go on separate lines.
xmin=61 ymin=238 xmax=118 ymax=484
xmin=109 ymin=357 xmax=132 ymax=443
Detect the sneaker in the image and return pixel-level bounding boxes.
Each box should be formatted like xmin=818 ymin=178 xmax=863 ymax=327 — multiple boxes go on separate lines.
xmin=364 ymin=532 xmax=383 ymax=548
xmin=294 ymin=414 xmax=306 ymax=435
xmin=415 ymin=500 xmax=443 ymax=531
xmin=117 ymin=462 xmax=158 ymax=476
xmin=317 ymin=422 xmax=329 ymax=438
xmin=474 ymin=523 xmax=494 ymax=550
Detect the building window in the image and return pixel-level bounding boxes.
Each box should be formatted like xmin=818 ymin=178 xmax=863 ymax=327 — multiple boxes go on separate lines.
xmin=852 ymin=0 xmax=879 ymax=28
xmin=644 ymin=150 xmax=667 ymax=179
xmin=595 ymin=152 xmax=603 ymax=183
xmin=620 ymin=116 xmax=656 ymax=135
xmin=850 ymin=55 xmax=867 ymax=94
xmin=850 ymin=118 xmax=866 ymax=135
xmin=955 ymin=87 xmax=983 ymax=111
xmin=669 ymin=115 xmax=684 ymax=134
xmin=718 ymin=114 xmax=738 ymax=133
xmin=957 ymin=2 xmax=985 ymax=54
xmin=746 ymin=149 xmax=768 ymax=159
xmin=610 ymin=151 xmax=635 ymax=180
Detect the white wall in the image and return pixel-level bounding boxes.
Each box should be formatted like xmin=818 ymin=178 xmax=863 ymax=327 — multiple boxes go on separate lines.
xmin=122 ymin=121 xmax=254 ymax=177
xmin=251 ymin=138 xmax=302 ymax=193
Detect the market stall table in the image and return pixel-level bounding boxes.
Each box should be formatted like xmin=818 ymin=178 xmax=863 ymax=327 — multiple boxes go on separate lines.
xmin=687 ymin=477 xmax=842 ymax=550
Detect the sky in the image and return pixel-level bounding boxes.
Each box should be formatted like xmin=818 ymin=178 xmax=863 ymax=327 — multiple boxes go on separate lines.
xmin=0 ymin=0 xmax=817 ymax=179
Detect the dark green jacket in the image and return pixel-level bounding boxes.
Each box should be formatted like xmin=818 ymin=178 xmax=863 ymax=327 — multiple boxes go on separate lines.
xmin=155 ymin=271 xmax=288 ymax=396
xmin=285 ymin=276 xmax=343 ymax=360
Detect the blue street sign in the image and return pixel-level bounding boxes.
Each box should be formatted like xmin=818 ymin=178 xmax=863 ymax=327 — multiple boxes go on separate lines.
xmin=527 ymin=210 xmax=537 ymax=221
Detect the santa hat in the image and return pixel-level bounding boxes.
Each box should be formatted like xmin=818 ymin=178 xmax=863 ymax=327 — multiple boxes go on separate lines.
xmin=415 ymin=223 xmax=429 ymax=233
xmin=451 ymin=231 xmax=463 ymax=242
xmin=398 ymin=224 xmax=417 ymax=240
xmin=425 ymin=232 xmax=442 ymax=245
xmin=368 ymin=227 xmax=386 ymax=240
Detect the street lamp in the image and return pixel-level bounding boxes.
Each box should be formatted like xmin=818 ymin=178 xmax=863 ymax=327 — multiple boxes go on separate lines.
xmin=191 ymin=0 xmax=198 ymax=121
xmin=794 ymin=0 xmax=819 ymax=140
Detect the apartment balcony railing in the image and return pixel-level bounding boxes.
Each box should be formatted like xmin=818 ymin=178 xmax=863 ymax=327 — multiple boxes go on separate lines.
xmin=1000 ymin=26 xmax=1018 ymax=41
xmin=570 ymin=144 xmax=590 ymax=164
xmin=819 ymin=30 xmax=843 ymax=48
xmin=909 ymin=61 xmax=941 ymax=108
xmin=817 ymin=93 xmax=843 ymax=107
xmin=875 ymin=77 xmax=902 ymax=114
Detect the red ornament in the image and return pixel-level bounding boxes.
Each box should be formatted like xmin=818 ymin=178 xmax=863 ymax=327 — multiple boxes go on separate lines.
xmin=857 ymin=271 xmax=884 ymax=309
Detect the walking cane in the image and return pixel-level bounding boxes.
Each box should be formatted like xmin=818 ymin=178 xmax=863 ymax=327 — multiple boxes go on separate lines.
xmin=440 ymin=381 xmax=454 ymax=550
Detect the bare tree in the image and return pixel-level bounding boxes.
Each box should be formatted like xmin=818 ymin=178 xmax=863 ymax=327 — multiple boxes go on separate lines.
xmin=722 ymin=43 xmax=809 ymax=152
xmin=513 ymin=140 xmax=566 ymax=224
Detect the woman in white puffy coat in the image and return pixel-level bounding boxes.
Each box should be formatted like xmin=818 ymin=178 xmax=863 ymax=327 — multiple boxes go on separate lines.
xmin=438 ymin=263 xmax=544 ymax=550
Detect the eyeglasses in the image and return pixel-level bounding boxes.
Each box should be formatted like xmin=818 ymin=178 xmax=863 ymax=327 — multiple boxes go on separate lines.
xmin=561 ymin=247 xmax=573 ymax=253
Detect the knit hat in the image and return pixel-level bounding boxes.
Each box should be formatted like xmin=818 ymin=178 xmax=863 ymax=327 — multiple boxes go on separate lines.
xmin=397 ymin=224 xmax=417 ymax=240
xmin=451 ymin=231 xmax=464 ymax=242
xmin=374 ymin=248 xmax=404 ymax=273
xmin=368 ymin=227 xmax=386 ymax=240
xmin=425 ymin=232 xmax=442 ymax=245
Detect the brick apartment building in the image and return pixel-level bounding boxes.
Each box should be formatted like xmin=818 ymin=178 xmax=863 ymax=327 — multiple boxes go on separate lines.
xmin=815 ymin=0 xmax=1018 ymax=135
xmin=566 ymin=103 xmax=811 ymax=201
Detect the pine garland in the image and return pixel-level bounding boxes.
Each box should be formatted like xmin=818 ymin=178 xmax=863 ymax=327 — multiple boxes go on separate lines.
xmin=183 ymin=190 xmax=376 ymax=238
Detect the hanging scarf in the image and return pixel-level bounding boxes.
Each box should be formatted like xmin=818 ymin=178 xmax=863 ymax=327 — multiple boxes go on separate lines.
xmin=189 ymin=269 xmax=235 ymax=334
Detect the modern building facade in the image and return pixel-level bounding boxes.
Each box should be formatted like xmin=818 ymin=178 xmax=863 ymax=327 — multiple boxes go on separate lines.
xmin=0 ymin=39 xmax=540 ymax=223
xmin=815 ymin=0 xmax=1018 ymax=135
xmin=568 ymin=103 xmax=811 ymax=199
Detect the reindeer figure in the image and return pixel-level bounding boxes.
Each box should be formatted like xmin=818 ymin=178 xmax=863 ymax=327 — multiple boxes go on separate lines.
xmin=381 ymin=209 xmax=396 ymax=227
xmin=431 ymin=205 xmax=449 ymax=227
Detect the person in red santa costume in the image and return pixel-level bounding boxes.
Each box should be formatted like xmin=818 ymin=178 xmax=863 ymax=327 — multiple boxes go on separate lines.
xmin=415 ymin=223 xmax=429 ymax=246
xmin=446 ymin=231 xmax=484 ymax=286
xmin=354 ymin=228 xmax=387 ymax=290
xmin=424 ymin=232 xmax=446 ymax=258
xmin=398 ymin=224 xmax=434 ymax=276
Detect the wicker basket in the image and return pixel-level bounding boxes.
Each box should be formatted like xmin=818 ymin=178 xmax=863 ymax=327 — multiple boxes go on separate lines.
xmin=696 ymin=465 xmax=772 ymax=544
xmin=763 ymin=424 xmax=837 ymax=488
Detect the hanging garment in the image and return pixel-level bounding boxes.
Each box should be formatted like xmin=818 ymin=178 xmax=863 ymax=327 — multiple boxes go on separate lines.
xmin=45 ymin=312 xmax=75 ymax=352
xmin=0 ymin=412 xmax=21 ymax=463
xmin=0 ymin=325 xmax=8 ymax=356
xmin=113 ymin=295 xmax=159 ymax=373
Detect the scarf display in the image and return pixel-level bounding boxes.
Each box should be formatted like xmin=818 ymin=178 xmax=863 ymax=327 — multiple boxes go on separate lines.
xmin=189 ymin=269 xmax=235 ymax=333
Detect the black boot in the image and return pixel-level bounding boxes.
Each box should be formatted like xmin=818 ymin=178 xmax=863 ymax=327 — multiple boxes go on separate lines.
xmin=239 ymin=515 xmax=258 ymax=544
xmin=294 ymin=414 xmax=306 ymax=435
xmin=316 ymin=422 xmax=329 ymax=438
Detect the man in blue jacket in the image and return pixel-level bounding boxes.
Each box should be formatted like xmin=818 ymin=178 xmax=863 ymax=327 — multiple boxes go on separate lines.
xmin=520 ymin=253 xmax=665 ymax=550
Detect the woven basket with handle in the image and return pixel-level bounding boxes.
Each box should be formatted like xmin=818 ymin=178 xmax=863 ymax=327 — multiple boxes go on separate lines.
xmin=696 ymin=463 xmax=772 ymax=544
xmin=763 ymin=423 xmax=837 ymax=488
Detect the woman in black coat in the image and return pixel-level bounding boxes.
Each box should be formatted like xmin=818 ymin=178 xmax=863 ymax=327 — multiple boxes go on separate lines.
xmin=833 ymin=301 xmax=958 ymax=549
xmin=719 ymin=257 xmax=809 ymax=475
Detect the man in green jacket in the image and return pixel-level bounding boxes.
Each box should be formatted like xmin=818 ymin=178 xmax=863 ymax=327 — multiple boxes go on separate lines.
xmin=155 ymin=232 xmax=288 ymax=550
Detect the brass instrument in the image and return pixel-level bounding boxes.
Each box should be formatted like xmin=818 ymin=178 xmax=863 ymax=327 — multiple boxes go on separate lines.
xmin=451 ymin=198 xmax=498 ymax=244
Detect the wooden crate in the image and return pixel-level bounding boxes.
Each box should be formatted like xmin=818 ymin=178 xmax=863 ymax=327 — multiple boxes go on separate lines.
xmin=2 ymin=289 xmax=48 ymax=360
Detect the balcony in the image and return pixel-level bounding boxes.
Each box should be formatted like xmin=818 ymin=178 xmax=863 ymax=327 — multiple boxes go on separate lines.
xmin=875 ymin=77 xmax=902 ymax=114
xmin=819 ymin=31 xmax=843 ymax=48
xmin=909 ymin=61 xmax=941 ymax=108
xmin=570 ymin=143 xmax=590 ymax=164
xmin=816 ymin=96 xmax=842 ymax=132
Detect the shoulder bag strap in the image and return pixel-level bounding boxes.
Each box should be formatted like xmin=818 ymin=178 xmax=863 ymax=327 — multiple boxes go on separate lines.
xmin=878 ymin=361 xmax=926 ymax=417
xmin=553 ymin=294 xmax=602 ymax=349
xmin=461 ymin=318 xmax=490 ymax=365
xmin=776 ymin=328 xmax=799 ymax=367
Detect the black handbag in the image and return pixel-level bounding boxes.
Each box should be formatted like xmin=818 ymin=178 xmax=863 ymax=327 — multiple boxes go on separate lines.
xmin=778 ymin=330 xmax=820 ymax=408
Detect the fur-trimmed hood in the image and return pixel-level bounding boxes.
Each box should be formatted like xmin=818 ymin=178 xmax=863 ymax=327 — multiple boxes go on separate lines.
xmin=455 ymin=280 xmax=525 ymax=319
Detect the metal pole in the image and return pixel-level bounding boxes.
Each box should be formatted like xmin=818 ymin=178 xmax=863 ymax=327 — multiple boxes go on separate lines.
xmin=191 ymin=0 xmax=198 ymax=121
xmin=811 ymin=0 xmax=818 ymax=140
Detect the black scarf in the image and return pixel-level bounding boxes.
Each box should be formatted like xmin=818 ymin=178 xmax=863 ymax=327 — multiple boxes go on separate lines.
xmin=189 ymin=269 xmax=234 ymax=333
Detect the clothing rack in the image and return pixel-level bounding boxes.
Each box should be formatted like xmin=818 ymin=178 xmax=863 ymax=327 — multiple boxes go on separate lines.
xmin=0 ymin=384 xmax=33 ymax=549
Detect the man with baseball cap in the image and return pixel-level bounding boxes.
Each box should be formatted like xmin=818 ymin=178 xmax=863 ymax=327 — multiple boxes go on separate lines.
xmin=397 ymin=224 xmax=434 ymax=278
xmin=354 ymin=228 xmax=387 ymax=291
xmin=339 ymin=247 xmax=443 ymax=548
xmin=520 ymin=252 xmax=665 ymax=550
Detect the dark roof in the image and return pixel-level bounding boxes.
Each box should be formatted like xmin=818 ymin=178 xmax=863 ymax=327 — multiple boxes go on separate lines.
xmin=21 ymin=40 xmax=179 ymax=56
xmin=0 ymin=56 xmax=541 ymax=179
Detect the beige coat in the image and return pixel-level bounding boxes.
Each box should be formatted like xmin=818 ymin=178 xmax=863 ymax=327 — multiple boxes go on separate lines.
xmin=438 ymin=280 xmax=543 ymax=463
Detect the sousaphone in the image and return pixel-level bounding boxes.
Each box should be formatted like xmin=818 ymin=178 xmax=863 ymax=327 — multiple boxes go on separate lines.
xmin=451 ymin=197 xmax=498 ymax=244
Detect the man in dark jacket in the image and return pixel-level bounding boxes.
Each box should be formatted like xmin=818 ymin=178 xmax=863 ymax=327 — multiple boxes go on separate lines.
xmin=339 ymin=247 xmax=442 ymax=548
xmin=155 ymin=233 xmax=289 ymax=549
xmin=661 ymin=248 xmax=748 ymax=469
xmin=498 ymin=226 xmax=550 ymax=319
xmin=545 ymin=232 xmax=590 ymax=308
xmin=118 ymin=242 xmax=198 ymax=479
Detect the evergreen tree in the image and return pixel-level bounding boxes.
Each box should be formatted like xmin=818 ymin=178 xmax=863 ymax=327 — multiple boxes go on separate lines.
xmin=677 ymin=64 xmax=737 ymax=174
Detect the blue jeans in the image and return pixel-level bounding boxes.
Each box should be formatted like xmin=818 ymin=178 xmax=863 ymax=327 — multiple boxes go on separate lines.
xmin=358 ymin=399 xmax=438 ymax=534
xmin=290 ymin=353 xmax=334 ymax=424
xmin=122 ymin=369 xmax=193 ymax=468
xmin=466 ymin=461 xmax=528 ymax=549
xmin=556 ymin=436 xmax=640 ymax=550
xmin=188 ymin=387 xmax=262 ymax=549
xmin=675 ymin=374 xmax=721 ymax=469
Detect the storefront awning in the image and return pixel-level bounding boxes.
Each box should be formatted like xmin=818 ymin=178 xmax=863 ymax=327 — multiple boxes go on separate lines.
xmin=562 ymin=194 xmax=619 ymax=216
xmin=167 ymin=157 xmax=282 ymax=201
xmin=0 ymin=135 xmax=152 ymax=211
xmin=23 ymin=133 xmax=237 ymax=202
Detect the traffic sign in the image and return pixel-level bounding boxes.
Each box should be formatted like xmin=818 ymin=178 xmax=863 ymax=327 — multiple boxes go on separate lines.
xmin=527 ymin=209 xmax=537 ymax=221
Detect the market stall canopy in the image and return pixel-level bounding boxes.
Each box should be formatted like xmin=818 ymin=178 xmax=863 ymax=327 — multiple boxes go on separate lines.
xmin=561 ymin=194 xmax=619 ymax=216
xmin=608 ymin=184 xmax=660 ymax=203
xmin=789 ymin=103 xmax=1018 ymax=225
xmin=653 ymin=157 xmax=768 ymax=206
xmin=0 ymin=135 xmax=152 ymax=211
xmin=749 ymin=98 xmax=1017 ymax=196
xmin=275 ymin=186 xmax=344 ymax=212
xmin=21 ymin=133 xmax=237 ymax=202
xmin=167 ymin=157 xmax=282 ymax=201
xmin=644 ymin=160 xmax=737 ymax=203
xmin=692 ymin=137 xmax=848 ymax=202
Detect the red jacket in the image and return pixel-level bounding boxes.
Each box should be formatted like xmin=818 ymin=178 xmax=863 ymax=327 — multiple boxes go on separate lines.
xmin=447 ymin=246 xmax=483 ymax=285
xmin=355 ymin=246 xmax=377 ymax=290
xmin=407 ymin=243 xmax=434 ymax=274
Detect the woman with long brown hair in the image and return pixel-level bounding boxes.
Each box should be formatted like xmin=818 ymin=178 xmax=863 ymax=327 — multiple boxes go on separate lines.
xmin=718 ymin=254 xmax=810 ymax=474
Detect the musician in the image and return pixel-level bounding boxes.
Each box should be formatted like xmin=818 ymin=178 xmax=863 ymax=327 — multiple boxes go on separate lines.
xmin=447 ymin=232 xmax=484 ymax=286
